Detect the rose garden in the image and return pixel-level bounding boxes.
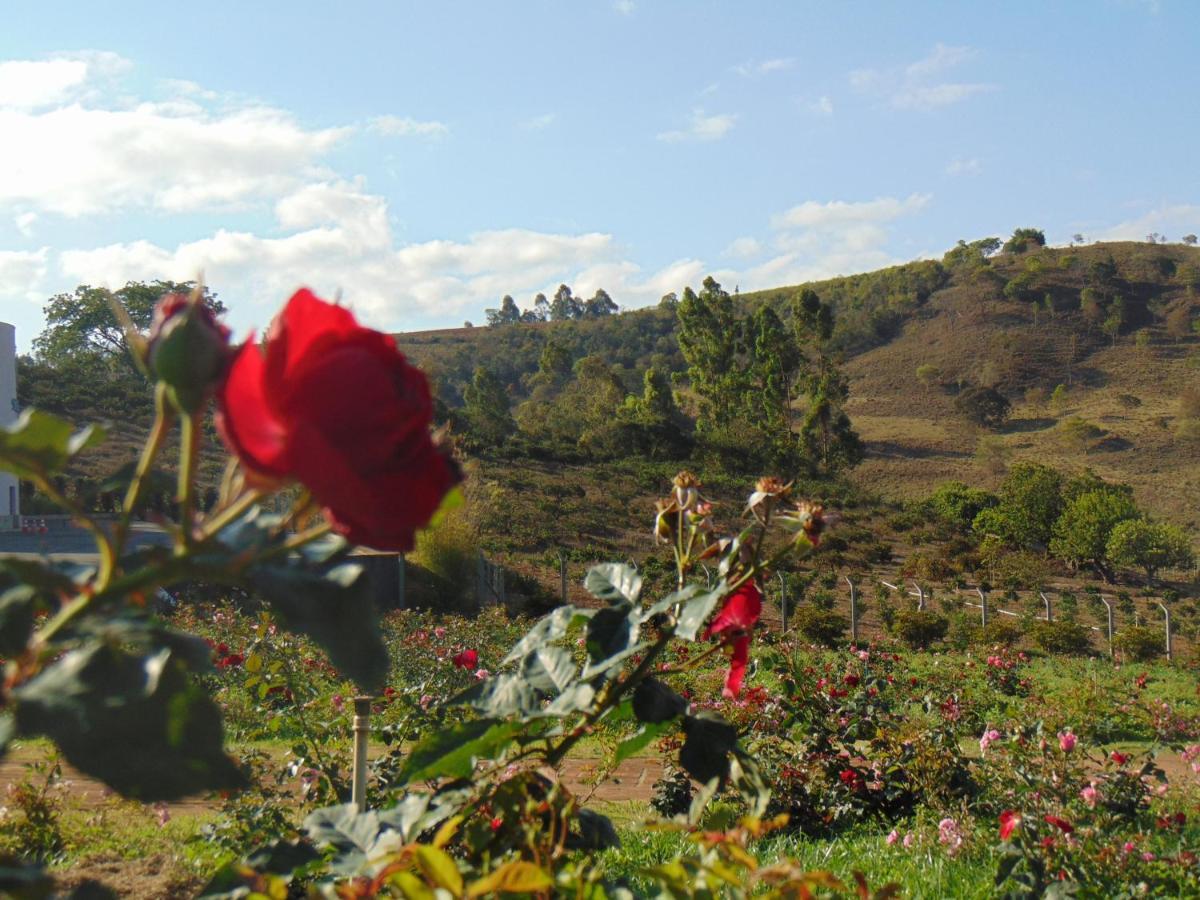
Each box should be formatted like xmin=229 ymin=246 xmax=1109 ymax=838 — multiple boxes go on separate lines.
xmin=0 ymin=287 xmax=1197 ymax=898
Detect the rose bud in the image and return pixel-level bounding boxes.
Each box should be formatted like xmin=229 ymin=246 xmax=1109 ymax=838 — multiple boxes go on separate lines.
xmin=147 ymin=291 xmax=232 ymax=413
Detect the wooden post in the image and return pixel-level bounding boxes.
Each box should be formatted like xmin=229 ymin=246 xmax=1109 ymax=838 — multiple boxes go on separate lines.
xmin=1040 ymin=591 xmax=1052 ymax=622
xmin=352 ymin=696 xmax=372 ymax=812
xmin=1158 ymin=602 xmax=1172 ymax=662
xmin=977 ymin=587 xmax=988 ymax=630
xmin=397 ymin=555 xmax=406 ymax=610
xmin=558 ymin=552 xmax=568 ymax=604
xmin=1100 ymin=597 xmax=1115 ymax=659
xmin=846 ymin=576 xmax=858 ymax=643
xmin=778 ymin=572 xmax=788 ymax=634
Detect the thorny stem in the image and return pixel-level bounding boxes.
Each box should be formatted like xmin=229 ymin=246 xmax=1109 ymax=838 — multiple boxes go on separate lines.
xmin=197 ymin=487 xmax=267 ymax=541
xmin=118 ymin=382 xmax=175 ymax=553
xmin=29 ymin=472 xmax=117 ymax=587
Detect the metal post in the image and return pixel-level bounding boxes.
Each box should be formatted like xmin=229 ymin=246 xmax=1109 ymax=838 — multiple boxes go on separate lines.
xmin=777 ymin=572 xmax=788 ymax=634
xmin=352 ymin=696 xmax=372 ymax=812
xmin=1100 ymin=597 xmax=1115 ymax=659
xmin=977 ymin=587 xmax=988 ymax=630
xmin=912 ymin=583 xmax=926 ymax=611
xmin=1040 ymin=592 xmax=1052 ymax=622
xmin=559 ymin=553 xmax=568 ymax=604
xmin=1158 ymin=602 xmax=1172 ymax=662
xmin=846 ymin=576 xmax=858 ymax=643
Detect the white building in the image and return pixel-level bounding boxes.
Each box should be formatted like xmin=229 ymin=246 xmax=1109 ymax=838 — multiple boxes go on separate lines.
xmin=0 ymin=322 xmax=19 ymax=525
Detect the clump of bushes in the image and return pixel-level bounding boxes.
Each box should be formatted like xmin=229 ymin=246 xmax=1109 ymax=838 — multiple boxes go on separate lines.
xmin=890 ymin=608 xmax=949 ymax=649
xmin=1114 ymin=626 xmax=1164 ymax=662
xmin=1030 ymin=620 xmax=1093 ymax=656
xmin=791 ymin=606 xmax=849 ymax=648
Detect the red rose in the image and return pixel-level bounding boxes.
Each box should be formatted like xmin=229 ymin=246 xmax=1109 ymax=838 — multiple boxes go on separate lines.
xmin=999 ymin=810 xmax=1022 ymax=840
xmin=453 ymin=649 xmax=479 ymax=671
xmin=217 ymin=289 xmax=459 ymax=551
xmin=704 ymin=582 xmax=762 ymax=698
xmin=1044 ymin=814 xmax=1073 ymax=834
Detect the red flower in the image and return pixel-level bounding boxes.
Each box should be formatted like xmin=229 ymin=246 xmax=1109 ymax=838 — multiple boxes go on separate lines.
xmin=217 ymin=289 xmax=459 ymax=551
xmin=999 ymin=810 xmax=1022 ymax=840
xmin=1044 ymin=815 xmax=1073 ymax=834
xmin=452 ymin=649 xmax=479 ymax=670
xmin=1110 ymin=751 xmax=1129 ymax=765
xmin=844 ymin=674 xmax=860 ymax=687
xmin=704 ymin=582 xmax=762 ymax=698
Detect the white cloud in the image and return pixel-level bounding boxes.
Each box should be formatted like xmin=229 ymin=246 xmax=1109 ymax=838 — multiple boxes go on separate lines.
xmin=1091 ymin=204 xmax=1200 ymax=242
xmin=852 ymin=43 xmax=995 ymax=111
xmin=946 ymin=157 xmax=982 ymax=176
xmin=0 ymin=248 xmax=50 ymax=303
xmin=367 ymin=114 xmax=449 ymax=138
xmin=770 ymin=194 xmax=930 ymax=230
xmin=656 ymin=108 xmax=736 ymax=143
xmin=614 ymin=0 xmax=635 ymax=14
xmin=0 ymin=101 xmax=349 ymax=216
xmin=723 ymin=237 xmax=762 ymax=259
xmin=0 ymin=52 xmax=128 ymax=111
xmin=14 ymin=212 xmax=38 ymax=236
xmin=810 ymin=96 xmax=834 ymax=116
xmin=519 ymin=112 xmax=556 ymax=131
xmin=733 ymin=57 xmax=794 ymax=77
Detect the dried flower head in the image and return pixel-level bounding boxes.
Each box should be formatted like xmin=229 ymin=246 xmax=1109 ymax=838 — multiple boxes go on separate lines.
xmin=672 ymin=470 xmax=703 ymax=512
xmin=746 ymin=476 xmax=792 ymax=520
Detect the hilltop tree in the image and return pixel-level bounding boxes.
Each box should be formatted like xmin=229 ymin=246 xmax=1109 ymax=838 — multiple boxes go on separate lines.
xmin=1106 ymin=519 xmax=1194 ymax=587
xmin=582 ymin=289 xmax=618 ymax=319
xmin=1183 ymin=234 xmax=1198 ymax=246
xmin=34 ymin=280 xmax=224 ymax=363
xmin=616 ymin=366 xmax=691 ymax=458
xmin=550 ymin=285 xmax=582 ymax=321
xmin=485 ymin=295 xmax=521 ymax=326
xmin=1003 ymin=227 xmax=1046 ymax=254
xmin=1049 ymin=488 xmax=1140 ymax=582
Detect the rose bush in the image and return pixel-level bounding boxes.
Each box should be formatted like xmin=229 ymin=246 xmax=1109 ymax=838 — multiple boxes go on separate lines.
xmin=217 ymin=288 xmax=459 ymax=551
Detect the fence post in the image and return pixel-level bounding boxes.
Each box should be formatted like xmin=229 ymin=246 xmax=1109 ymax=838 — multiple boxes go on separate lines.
xmin=977 ymin=587 xmax=988 ymax=630
xmin=912 ymin=582 xmax=926 ymax=611
xmin=777 ymin=572 xmax=788 ymax=634
xmin=1100 ymin=597 xmax=1115 ymax=659
xmin=846 ymin=576 xmax=858 ymax=643
xmin=1040 ymin=591 xmax=1052 ymax=622
xmin=351 ymin=696 xmax=372 ymax=812
xmin=1158 ymin=602 xmax=1172 ymax=662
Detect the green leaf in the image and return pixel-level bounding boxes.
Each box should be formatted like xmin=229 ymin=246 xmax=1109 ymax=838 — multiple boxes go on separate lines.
xmin=520 ymin=646 xmax=577 ymax=694
xmin=679 ymin=713 xmax=737 ymax=786
xmin=501 ymin=606 xmax=592 ymax=666
xmin=302 ymin=804 xmax=383 ymax=876
xmin=0 ymin=587 xmax=40 ymax=658
xmin=632 ymin=678 xmax=687 ymax=724
xmin=614 ymin=720 xmax=674 ymax=765
xmin=12 ymin=643 xmax=244 ymax=801
xmin=460 ymin=673 xmax=540 ymax=718
xmin=0 ymin=408 xmax=104 ymax=479
xmin=541 ymin=682 xmax=596 ymax=716
xmin=248 ymin=561 xmax=388 ymax=693
xmin=398 ymin=719 xmax=519 ymax=783
xmin=0 ymin=558 xmax=89 ymax=596
xmin=640 ymin=584 xmax=700 ymax=621
xmin=414 ymin=846 xmax=463 ymax=895
xmin=586 ymin=606 xmax=638 ymax=663
xmin=674 ymin=583 xmax=727 ymax=641
xmin=584 ymin=563 xmax=643 ymax=605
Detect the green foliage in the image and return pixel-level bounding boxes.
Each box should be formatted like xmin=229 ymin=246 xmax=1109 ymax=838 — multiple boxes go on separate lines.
xmin=928 ymin=481 xmax=998 ymax=531
xmin=1113 ymin=625 xmax=1164 ymax=662
xmin=889 ymin=608 xmax=949 ymax=649
xmin=791 ymin=605 xmax=848 ymax=647
xmin=1002 ymin=228 xmax=1046 ymax=254
xmin=954 ymin=385 xmax=1011 ymax=429
xmin=1106 ymin=519 xmax=1194 ymax=585
xmin=1029 ymin=619 xmax=1093 ymax=656
xmin=1049 ymin=488 xmax=1141 ymax=582
xmin=461 ymin=366 xmax=514 ymax=447
xmin=972 ymin=463 xmax=1064 ymax=549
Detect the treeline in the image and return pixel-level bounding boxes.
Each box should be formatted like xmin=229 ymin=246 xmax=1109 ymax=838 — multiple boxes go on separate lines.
xmin=452 ymin=276 xmax=862 ymax=476
xmin=482 ymin=284 xmax=618 ymax=326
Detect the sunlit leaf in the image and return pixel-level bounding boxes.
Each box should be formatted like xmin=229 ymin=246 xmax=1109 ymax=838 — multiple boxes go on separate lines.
xmin=0 ymin=408 xmax=105 ymax=479
xmin=467 ymin=860 xmax=552 ymax=896
xmin=585 ymin=563 xmax=643 ymax=605
xmin=398 ymin=719 xmax=519 ymax=783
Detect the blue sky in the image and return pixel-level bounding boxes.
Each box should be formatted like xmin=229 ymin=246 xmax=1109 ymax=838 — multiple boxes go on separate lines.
xmin=1 ymin=1 xmax=1197 ymax=351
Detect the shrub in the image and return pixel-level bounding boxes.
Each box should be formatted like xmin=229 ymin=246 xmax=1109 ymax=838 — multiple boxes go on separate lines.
xmin=956 ymin=385 xmax=1011 ymax=429
xmin=1114 ymin=626 xmax=1164 ymax=662
xmin=928 ymin=481 xmax=998 ymax=530
xmin=890 ymin=608 xmax=949 ymax=649
xmin=791 ymin=605 xmax=848 ymax=648
xmin=1029 ymin=619 xmax=1093 ymax=655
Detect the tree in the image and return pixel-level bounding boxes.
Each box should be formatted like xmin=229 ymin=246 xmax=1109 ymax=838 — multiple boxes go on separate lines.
xmin=1106 ymin=519 xmax=1194 ymax=586
xmin=582 ymin=289 xmax=618 ymax=319
xmin=1079 ymin=288 xmax=1104 ymax=332
xmin=533 ymin=293 xmax=551 ymax=321
xmin=1183 ymin=234 xmax=1198 ymax=246
xmin=34 ymin=281 xmax=224 ymax=363
xmin=1102 ymin=294 xmax=1127 ymax=346
xmin=462 ymin=366 xmax=514 ymax=446
xmin=1002 ymin=227 xmax=1046 ymax=254
xmin=675 ymin=277 xmax=742 ymax=430
xmin=955 ymin=385 xmax=1011 ymax=429
xmin=972 ymin=462 xmax=1064 ymax=549
xmin=1166 ymin=304 xmax=1193 ymax=339
xmin=549 ymin=285 xmax=582 ymax=321
xmin=928 ymin=481 xmax=998 ymax=531
xmin=485 ymin=295 xmax=521 ymax=327
xmin=915 ymin=363 xmax=941 ymax=392
xmin=1049 ymin=488 xmax=1140 ymax=582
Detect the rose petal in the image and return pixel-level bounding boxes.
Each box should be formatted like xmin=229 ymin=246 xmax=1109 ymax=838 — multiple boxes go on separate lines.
xmin=216 ymin=336 xmax=290 ymax=478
